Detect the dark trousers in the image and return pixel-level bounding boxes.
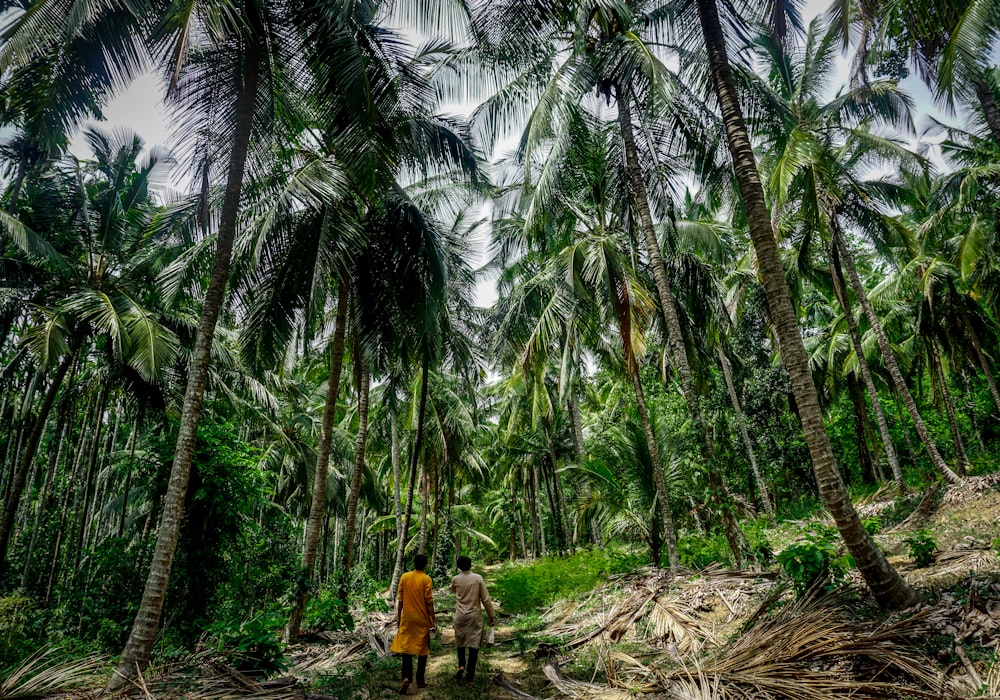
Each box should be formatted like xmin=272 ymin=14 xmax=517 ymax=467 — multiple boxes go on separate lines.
xmin=401 ymin=654 xmax=427 ymax=684
xmin=457 ymin=647 xmax=480 ymax=681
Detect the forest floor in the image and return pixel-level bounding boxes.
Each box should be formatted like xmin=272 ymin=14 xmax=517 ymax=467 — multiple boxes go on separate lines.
xmin=7 ymin=476 xmax=1000 ymax=699
xmin=295 ymin=475 xmax=1000 ymax=700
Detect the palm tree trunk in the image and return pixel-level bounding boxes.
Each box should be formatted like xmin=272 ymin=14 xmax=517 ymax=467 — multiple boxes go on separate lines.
xmin=0 ymin=350 xmax=73 ymax=574
xmin=390 ymin=405 xmax=403 ymax=559
xmin=619 ymin=92 xmax=743 ymax=564
xmin=285 ymin=281 xmax=348 ymax=639
xmin=542 ymin=421 xmax=568 ymax=552
xmin=389 ymin=356 xmax=429 ymax=601
xmin=418 ymin=463 xmax=429 ymax=552
xmin=847 ymin=373 xmax=877 ymax=485
xmin=631 ymin=367 xmax=678 ymax=569
xmin=117 ymin=421 xmax=139 ymax=538
xmin=928 ymin=340 xmax=969 ymax=475
xmin=833 ymin=232 xmax=960 ymax=484
xmin=526 ymin=468 xmax=540 ymax=557
xmin=71 ymin=384 xmax=110 ymax=580
xmin=975 ymin=79 xmax=1000 ymax=146
xmin=109 ymin=41 xmax=260 ymax=689
xmin=340 ymin=352 xmax=371 ymax=600
xmin=829 ymin=243 xmax=905 ymax=493
xmin=695 ymin=0 xmax=918 ymax=609
xmin=22 ymin=408 xmax=68 ymax=590
xmin=568 ymin=387 xmax=585 ymax=463
xmin=718 ymin=349 xmax=774 ymax=519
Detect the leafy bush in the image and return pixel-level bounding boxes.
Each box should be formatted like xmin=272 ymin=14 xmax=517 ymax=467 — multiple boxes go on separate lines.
xmin=304 ymin=589 xmax=354 ymax=632
xmin=775 ymin=527 xmax=845 ymax=596
xmin=205 ymin=610 xmax=288 ymax=675
xmin=862 ymin=516 xmax=882 ymax=536
xmin=0 ymin=594 xmax=41 ymax=671
xmin=493 ymin=549 xmax=646 ymax=613
xmin=903 ymin=530 xmax=937 ymax=568
xmin=742 ymin=519 xmax=774 ymax=566
xmin=677 ymin=533 xmax=732 ymax=568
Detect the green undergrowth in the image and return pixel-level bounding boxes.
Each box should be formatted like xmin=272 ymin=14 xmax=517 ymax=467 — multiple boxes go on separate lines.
xmin=492 ymin=548 xmax=647 ymax=613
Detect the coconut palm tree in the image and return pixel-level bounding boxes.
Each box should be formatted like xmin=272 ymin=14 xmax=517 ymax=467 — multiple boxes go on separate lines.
xmin=0 ymin=128 xmax=180 ymax=575
xmin=689 ymin=0 xmax=919 ymax=608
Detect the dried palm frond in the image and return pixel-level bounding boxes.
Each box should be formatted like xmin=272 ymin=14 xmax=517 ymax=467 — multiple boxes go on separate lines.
xmin=289 ymin=639 xmax=368 ymax=672
xmin=645 ymin=597 xmax=707 ymax=653
xmin=542 ymin=661 xmax=631 ymax=700
xmin=645 ymin=593 xmax=946 ymax=700
xmin=985 ymin=660 xmax=1000 ymax=697
xmin=932 ymin=549 xmax=1000 ymax=577
xmin=0 ymin=647 xmax=105 ymax=698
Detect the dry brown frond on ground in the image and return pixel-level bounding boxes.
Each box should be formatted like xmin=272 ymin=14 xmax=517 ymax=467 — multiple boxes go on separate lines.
xmin=0 ymin=648 xmax=104 ymax=699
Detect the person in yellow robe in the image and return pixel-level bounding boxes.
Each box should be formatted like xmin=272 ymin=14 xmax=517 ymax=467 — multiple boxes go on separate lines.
xmin=449 ymin=555 xmax=495 ymax=684
xmin=389 ymin=553 xmax=437 ymax=694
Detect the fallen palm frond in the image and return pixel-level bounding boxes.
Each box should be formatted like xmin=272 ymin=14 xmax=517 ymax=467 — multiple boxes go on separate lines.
xmin=289 ymin=639 xmax=369 ymax=673
xmin=542 ymin=661 xmax=631 ymax=700
xmin=0 ymin=647 xmax=105 ymax=699
xmin=941 ymin=474 xmax=1000 ymax=507
xmin=540 ymin=593 xmax=947 ymax=700
xmin=658 ymin=593 xmax=944 ymax=700
xmin=544 ymin=567 xmax=774 ymax=654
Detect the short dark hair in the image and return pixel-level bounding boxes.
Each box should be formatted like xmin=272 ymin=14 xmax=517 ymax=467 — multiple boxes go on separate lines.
xmin=414 ymin=553 xmax=428 ymax=570
xmin=456 ymin=555 xmax=472 ymax=571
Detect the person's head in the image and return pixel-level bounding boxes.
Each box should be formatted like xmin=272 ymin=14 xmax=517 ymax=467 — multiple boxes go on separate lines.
xmin=456 ymin=555 xmax=472 ymax=572
xmin=413 ymin=553 xmax=428 ymax=571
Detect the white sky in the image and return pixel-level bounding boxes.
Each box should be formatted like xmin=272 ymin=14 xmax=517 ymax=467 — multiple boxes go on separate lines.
xmin=63 ymin=0 xmax=977 ymax=308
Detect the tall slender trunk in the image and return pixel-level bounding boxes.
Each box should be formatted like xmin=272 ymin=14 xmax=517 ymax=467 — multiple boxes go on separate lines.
xmin=117 ymin=422 xmax=139 ymax=538
xmin=534 ymin=467 xmax=547 ymax=556
xmin=71 ymin=384 xmax=110 ymax=579
xmin=418 ymin=463 xmax=429 ymax=552
xmin=928 ymin=340 xmax=969 ymax=475
xmin=695 ymin=0 xmax=918 ymax=609
xmin=109 ymin=40 xmax=260 ymax=689
xmin=718 ymin=349 xmax=774 ymax=518
xmin=847 ymin=373 xmax=877 ymax=485
xmin=631 ymin=367 xmax=678 ymax=569
xmin=829 ymin=243 xmax=904 ymax=493
xmin=389 ymin=356 xmax=429 ymax=601
xmin=390 ymin=406 xmax=403 ymax=558
xmin=526 ymin=469 xmax=540 ymax=558
xmin=567 ymin=390 xmax=585 ymax=463
xmin=47 ymin=398 xmax=91 ymax=604
xmin=0 ymin=350 xmax=73 ymax=574
xmin=833 ymin=232 xmax=960 ymax=484
xmin=340 ymin=352 xmax=371 ymax=601
xmin=619 ymin=92 xmax=743 ymax=564
xmin=975 ymin=79 xmax=1000 ymax=146
xmin=22 ymin=409 xmax=68 ymax=590
xmin=285 ymin=282 xmax=348 ymax=639
xmin=542 ymin=421 xmax=568 ymax=552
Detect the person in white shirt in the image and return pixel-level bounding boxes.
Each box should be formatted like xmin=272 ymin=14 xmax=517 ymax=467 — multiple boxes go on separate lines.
xmin=449 ymin=555 xmax=495 ymax=684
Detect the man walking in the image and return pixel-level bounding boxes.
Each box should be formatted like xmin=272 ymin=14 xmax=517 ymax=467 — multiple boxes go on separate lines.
xmin=390 ymin=553 xmax=437 ymax=694
xmin=450 ymin=555 xmax=495 ymax=684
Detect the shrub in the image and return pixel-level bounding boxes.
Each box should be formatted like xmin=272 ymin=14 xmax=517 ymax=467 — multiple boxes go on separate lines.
xmin=677 ymin=533 xmax=732 ymax=568
xmin=775 ymin=527 xmax=845 ymax=596
xmin=304 ymin=589 xmax=354 ymax=632
xmin=903 ymin=530 xmax=937 ymax=568
xmin=862 ymin=516 xmax=882 ymax=536
xmin=205 ymin=610 xmax=288 ymax=675
xmin=493 ymin=549 xmax=646 ymax=613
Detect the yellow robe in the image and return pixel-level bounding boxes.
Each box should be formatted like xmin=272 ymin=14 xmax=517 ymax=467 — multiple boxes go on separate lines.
xmin=390 ymin=570 xmax=434 ymax=656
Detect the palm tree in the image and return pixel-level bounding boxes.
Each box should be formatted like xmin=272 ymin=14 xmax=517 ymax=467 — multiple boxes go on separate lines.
xmin=0 ymin=129 xmax=180 ymax=574
xmin=741 ymin=19 xmax=963 ymax=489
xmin=691 ymin=0 xmax=919 ymax=608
